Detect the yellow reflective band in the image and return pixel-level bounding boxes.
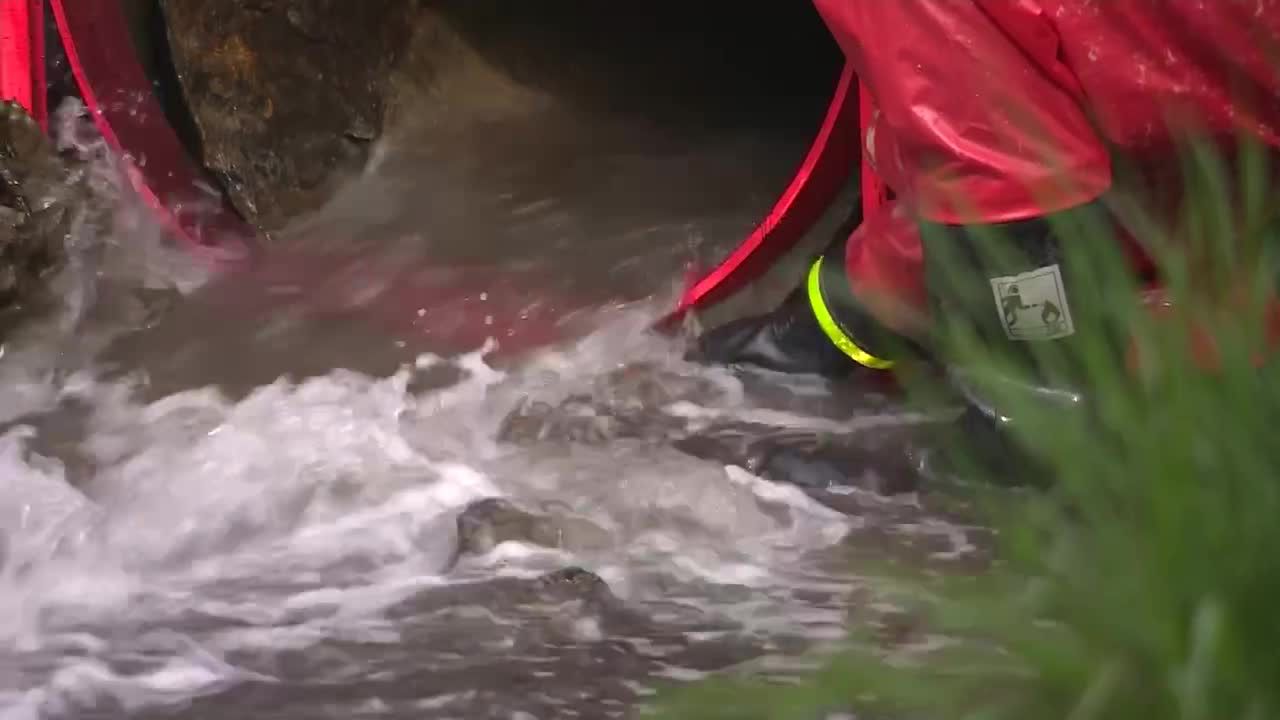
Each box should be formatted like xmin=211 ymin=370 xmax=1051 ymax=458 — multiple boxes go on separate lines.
xmin=805 ymin=258 xmax=896 ymax=370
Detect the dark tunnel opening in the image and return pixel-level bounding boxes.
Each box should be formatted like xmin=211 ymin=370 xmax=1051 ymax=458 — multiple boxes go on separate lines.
xmin=432 ymin=1 xmax=845 ymax=131
xmin=120 ymin=0 xmax=847 ymax=218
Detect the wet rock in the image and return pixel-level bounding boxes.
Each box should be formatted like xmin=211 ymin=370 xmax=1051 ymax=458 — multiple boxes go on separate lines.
xmin=534 ymin=566 xmax=612 ymax=603
xmin=495 ymin=362 xmax=927 ymax=495
xmin=452 ymin=497 xmax=612 ymax=562
xmin=158 ymin=0 xmax=418 ymax=231
xmin=497 ymin=363 xmax=725 ymax=447
xmin=0 ymin=101 xmax=79 ymax=327
xmin=455 ymin=497 xmax=563 ymax=554
xmin=389 ymin=565 xmax=620 ymax=619
xmin=674 ymin=422 xmax=926 ymax=496
xmin=497 ymin=396 xmax=626 ymax=446
xmin=591 ymin=362 xmax=728 ymax=410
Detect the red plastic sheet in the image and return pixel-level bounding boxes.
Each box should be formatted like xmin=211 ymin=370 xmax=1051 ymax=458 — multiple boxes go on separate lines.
xmin=659 ymin=64 xmax=863 ymax=327
xmin=49 ymin=0 xmax=254 ymax=265
xmin=0 ymin=0 xmax=42 ymax=126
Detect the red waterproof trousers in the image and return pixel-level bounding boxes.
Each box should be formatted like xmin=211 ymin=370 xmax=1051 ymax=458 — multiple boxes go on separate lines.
xmin=813 ymin=0 xmax=1280 ymax=319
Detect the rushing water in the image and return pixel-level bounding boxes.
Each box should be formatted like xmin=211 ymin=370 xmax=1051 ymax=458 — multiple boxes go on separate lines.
xmin=0 ymin=100 xmax=984 ymax=720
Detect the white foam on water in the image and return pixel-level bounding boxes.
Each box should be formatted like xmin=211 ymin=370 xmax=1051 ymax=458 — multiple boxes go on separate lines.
xmin=0 ymin=651 xmax=259 ymax=720
xmin=0 ymin=315 xmax=873 ymax=716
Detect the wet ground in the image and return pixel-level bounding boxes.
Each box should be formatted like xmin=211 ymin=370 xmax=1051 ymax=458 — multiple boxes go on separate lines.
xmin=0 ymin=52 xmax=989 ymax=720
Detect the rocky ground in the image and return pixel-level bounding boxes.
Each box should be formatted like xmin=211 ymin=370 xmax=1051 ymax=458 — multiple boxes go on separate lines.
xmin=0 ymin=101 xmax=84 ymax=328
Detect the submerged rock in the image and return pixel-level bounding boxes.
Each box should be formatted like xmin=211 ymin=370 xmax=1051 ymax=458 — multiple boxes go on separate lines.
xmin=496 ymin=363 xmax=726 ymax=447
xmin=497 ymin=396 xmax=627 ymax=446
xmin=495 ymin=362 xmax=928 ymax=495
xmin=534 ymin=566 xmax=612 ymax=602
xmin=391 ymin=565 xmax=621 ymax=621
xmin=673 ymin=422 xmax=926 ymax=495
xmin=452 ymin=497 xmax=612 ymax=563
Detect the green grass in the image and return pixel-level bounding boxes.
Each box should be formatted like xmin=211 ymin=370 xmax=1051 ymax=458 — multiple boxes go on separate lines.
xmin=652 ymin=138 xmax=1280 ymax=719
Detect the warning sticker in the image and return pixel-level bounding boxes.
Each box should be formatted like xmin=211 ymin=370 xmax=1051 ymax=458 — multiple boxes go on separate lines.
xmin=988 ymin=264 xmax=1075 ymax=341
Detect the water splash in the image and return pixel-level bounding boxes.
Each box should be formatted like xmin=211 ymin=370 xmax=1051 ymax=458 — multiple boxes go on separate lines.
xmin=0 ymin=100 xmax=976 ymax=720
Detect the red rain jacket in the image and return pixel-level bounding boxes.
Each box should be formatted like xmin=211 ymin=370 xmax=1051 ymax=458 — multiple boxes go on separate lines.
xmin=813 ymin=0 xmax=1280 ymax=317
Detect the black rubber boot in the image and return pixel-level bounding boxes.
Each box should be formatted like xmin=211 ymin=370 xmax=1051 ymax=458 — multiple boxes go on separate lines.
xmin=916 ymin=201 xmax=1117 ymax=487
xmin=682 ymin=281 xmax=923 ymax=492
xmin=924 ymin=365 xmax=1084 ymax=488
xmin=687 ymin=287 xmax=862 ymax=378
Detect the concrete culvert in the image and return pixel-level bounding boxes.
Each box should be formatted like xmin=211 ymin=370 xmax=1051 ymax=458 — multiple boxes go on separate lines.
xmin=12 ymin=1 xmax=854 ymax=335
xmin=45 ymin=0 xmax=857 ymax=388
xmin=146 ymin=1 xmax=844 ymax=237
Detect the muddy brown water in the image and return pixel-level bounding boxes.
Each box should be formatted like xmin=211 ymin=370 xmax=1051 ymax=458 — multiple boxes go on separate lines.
xmin=0 ymin=13 xmax=989 ymax=719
